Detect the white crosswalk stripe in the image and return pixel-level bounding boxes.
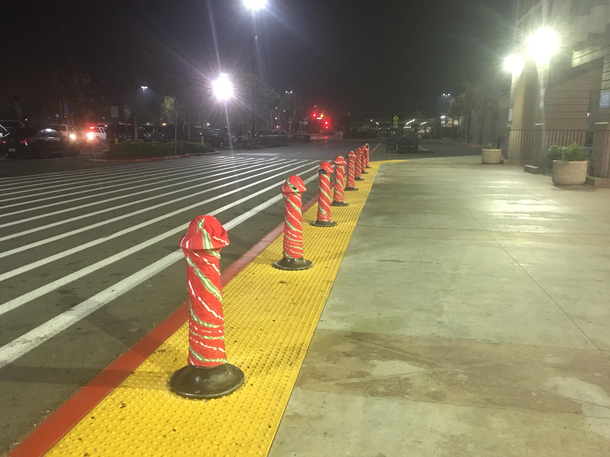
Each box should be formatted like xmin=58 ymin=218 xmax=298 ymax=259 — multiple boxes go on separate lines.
xmin=0 ymin=154 xmax=322 ymax=369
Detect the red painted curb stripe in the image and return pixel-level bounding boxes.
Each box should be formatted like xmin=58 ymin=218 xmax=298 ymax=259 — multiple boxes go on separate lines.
xmin=7 ymin=195 xmax=318 ymax=457
xmin=88 ymin=151 xmax=219 ymax=163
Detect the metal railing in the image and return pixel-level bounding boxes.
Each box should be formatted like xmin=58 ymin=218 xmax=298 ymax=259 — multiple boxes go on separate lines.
xmin=507 ymin=130 xmax=535 ymax=161
xmin=507 ymin=129 xmax=587 ymax=164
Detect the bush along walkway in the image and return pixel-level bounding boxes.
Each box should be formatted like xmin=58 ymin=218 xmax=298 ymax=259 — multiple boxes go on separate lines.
xmin=91 ymin=141 xmax=217 ymax=162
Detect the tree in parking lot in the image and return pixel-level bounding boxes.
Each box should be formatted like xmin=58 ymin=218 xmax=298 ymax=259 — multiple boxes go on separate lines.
xmin=279 ymin=92 xmax=303 ymax=137
xmin=50 ymin=71 xmax=104 ymax=123
xmin=263 ymin=87 xmax=280 ymax=130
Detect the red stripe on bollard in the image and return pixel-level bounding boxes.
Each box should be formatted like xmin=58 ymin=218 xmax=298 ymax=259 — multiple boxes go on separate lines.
xmin=169 ymin=215 xmax=245 ymax=399
xmin=312 ymin=161 xmax=337 ymax=227
xmin=273 ymin=175 xmax=313 ymax=270
xmin=345 ymin=150 xmax=359 ymax=191
xmin=331 ymin=155 xmax=349 ymax=207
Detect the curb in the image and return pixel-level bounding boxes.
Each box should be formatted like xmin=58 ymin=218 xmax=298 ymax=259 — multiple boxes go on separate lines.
xmin=7 ymin=195 xmax=318 ymax=457
xmin=88 ymin=151 xmax=219 ymax=163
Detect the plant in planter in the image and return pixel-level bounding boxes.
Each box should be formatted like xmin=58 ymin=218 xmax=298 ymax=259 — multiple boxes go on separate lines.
xmin=481 ymin=142 xmax=502 ymax=164
xmin=550 ymin=142 xmax=588 ymax=185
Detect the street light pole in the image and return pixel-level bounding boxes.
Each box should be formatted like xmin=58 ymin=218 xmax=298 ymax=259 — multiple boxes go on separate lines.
xmin=244 ymin=0 xmax=267 ymax=136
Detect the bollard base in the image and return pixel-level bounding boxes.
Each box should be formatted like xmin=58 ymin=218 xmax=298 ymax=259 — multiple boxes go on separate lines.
xmin=331 ymin=201 xmax=349 ymax=207
xmin=366 ymin=165 xmax=372 ymax=169
xmin=361 ymin=171 xmax=369 ymax=174
xmin=355 ymin=177 xmax=365 ymax=181
xmin=169 ymin=363 xmax=245 ymax=400
xmin=345 ymin=187 xmax=359 ymax=191
xmin=311 ymin=220 xmax=338 ymax=227
xmin=273 ymin=257 xmax=313 ymax=270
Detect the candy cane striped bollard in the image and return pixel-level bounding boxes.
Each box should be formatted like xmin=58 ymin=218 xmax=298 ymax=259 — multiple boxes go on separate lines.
xmin=355 ymin=147 xmax=365 ymax=180
xmin=365 ymin=143 xmax=372 ymax=168
xmin=359 ymin=146 xmax=368 ymax=175
xmin=169 ymin=215 xmax=245 ymax=399
xmin=345 ymin=150 xmax=359 ymax=191
xmin=331 ymin=155 xmax=349 ymax=207
xmin=312 ymin=161 xmax=337 ymax=227
xmin=273 ymin=175 xmax=313 ymax=270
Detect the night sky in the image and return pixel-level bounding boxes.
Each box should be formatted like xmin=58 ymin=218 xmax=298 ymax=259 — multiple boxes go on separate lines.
xmin=3 ymin=0 xmax=515 ymax=118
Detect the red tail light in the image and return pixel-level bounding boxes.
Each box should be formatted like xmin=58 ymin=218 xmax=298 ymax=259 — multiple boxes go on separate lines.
xmin=20 ymin=138 xmax=33 ymax=145
xmin=0 ymin=138 xmax=5 ymax=144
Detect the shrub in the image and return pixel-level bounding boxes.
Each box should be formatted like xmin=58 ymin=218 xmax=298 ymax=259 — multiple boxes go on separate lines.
xmin=547 ymin=145 xmax=564 ymax=160
xmin=106 ymin=141 xmax=214 ymax=159
xmin=547 ymin=143 xmax=587 ymax=162
xmin=561 ymin=142 xmax=587 ymax=161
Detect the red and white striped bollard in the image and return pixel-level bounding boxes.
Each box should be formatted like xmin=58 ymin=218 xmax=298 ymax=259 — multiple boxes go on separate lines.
xmin=332 ymin=155 xmax=349 ymax=206
xmin=345 ymin=150 xmax=358 ymax=191
xmin=312 ymin=161 xmax=337 ymax=227
xmin=365 ymin=143 xmax=371 ymax=168
xmin=169 ymin=215 xmax=245 ymax=399
xmin=355 ymin=147 xmax=365 ymax=180
xmin=273 ymin=175 xmax=313 ymax=270
xmin=359 ymin=146 xmax=368 ymax=174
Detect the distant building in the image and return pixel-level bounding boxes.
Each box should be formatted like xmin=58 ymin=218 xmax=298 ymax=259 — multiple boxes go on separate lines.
xmin=507 ymin=0 xmax=610 ymax=178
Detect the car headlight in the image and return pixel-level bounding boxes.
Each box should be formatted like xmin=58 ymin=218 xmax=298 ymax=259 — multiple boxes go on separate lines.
xmin=69 ymin=133 xmax=77 ymax=140
xmin=86 ymin=132 xmax=95 ymax=140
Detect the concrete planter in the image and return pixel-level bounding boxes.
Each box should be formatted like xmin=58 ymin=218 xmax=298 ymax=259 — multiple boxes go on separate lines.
xmin=481 ymin=149 xmax=502 ymax=164
xmin=551 ymin=160 xmax=587 ymax=185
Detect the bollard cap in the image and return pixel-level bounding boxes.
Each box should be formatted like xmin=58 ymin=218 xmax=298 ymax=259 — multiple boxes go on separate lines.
xmin=179 ymin=215 xmax=230 ymax=254
xmin=347 ymin=150 xmax=356 ymax=158
xmin=333 ymin=155 xmax=346 ymax=167
xmin=318 ymin=161 xmax=333 ymax=175
xmin=281 ymin=175 xmax=306 ymax=195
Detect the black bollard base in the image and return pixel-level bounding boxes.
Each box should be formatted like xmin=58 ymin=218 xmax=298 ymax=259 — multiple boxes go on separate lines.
xmin=331 ymin=201 xmax=349 ymax=207
xmin=169 ymin=363 xmax=245 ymax=400
xmin=355 ymin=177 xmax=365 ymax=181
xmin=366 ymin=165 xmax=372 ymax=169
xmin=362 ymin=171 xmax=369 ymax=174
xmin=311 ymin=220 xmax=337 ymax=227
xmin=273 ymin=257 xmax=313 ymax=270
xmin=345 ymin=187 xmax=359 ymax=191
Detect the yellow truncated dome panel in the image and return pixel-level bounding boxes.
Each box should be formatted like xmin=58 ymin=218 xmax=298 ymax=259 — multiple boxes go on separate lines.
xmin=47 ymin=156 xmax=394 ymax=457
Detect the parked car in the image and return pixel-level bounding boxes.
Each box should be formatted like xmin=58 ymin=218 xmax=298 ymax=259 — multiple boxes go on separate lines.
xmin=103 ymin=123 xmax=134 ymax=142
xmin=49 ymin=124 xmax=79 ymax=140
xmin=0 ymin=120 xmax=23 ymax=135
xmin=0 ymin=120 xmax=24 ymax=155
xmin=85 ymin=125 xmax=107 ymax=143
xmin=140 ymin=125 xmax=164 ymax=142
xmin=201 ymin=128 xmax=229 ymax=148
xmin=256 ymin=130 xmax=289 ymax=147
xmin=7 ymin=127 xmax=80 ymax=159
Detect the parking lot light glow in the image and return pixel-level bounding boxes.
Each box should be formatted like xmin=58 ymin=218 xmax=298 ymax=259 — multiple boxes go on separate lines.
xmin=527 ymin=28 xmax=560 ymax=64
xmin=503 ymin=54 xmax=525 ymax=75
xmin=244 ymin=0 xmax=267 ymax=10
xmin=212 ymin=74 xmax=234 ymax=101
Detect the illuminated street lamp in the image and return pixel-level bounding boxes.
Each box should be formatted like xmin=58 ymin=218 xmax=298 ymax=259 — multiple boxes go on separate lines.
xmin=527 ymin=28 xmax=560 ymax=64
xmin=141 ymin=85 xmax=148 ymax=92
xmin=503 ymin=54 xmax=525 ymax=75
xmin=244 ymin=0 xmax=267 ymax=11
xmin=212 ymin=74 xmax=234 ymax=101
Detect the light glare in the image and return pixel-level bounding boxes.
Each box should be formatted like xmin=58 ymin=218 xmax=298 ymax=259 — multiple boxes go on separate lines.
xmin=244 ymin=0 xmax=267 ymax=10
xmin=527 ymin=29 xmax=560 ymax=64
xmin=212 ymin=74 xmax=234 ymax=101
xmin=503 ymin=54 xmax=525 ymax=75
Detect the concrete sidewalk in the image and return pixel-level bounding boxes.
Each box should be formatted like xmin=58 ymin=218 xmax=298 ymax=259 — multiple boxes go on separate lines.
xmin=270 ymin=156 xmax=610 ymax=456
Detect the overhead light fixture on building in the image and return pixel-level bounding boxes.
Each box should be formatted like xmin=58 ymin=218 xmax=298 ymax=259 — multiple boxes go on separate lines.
xmin=527 ymin=28 xmax=560 ymax=65
xmin=503 ymin=54 xmax=525 ymax=75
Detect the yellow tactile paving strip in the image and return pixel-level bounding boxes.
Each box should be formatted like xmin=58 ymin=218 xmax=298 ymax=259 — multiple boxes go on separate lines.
xmin=47 ymin=158 xmax=396 ymax=457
